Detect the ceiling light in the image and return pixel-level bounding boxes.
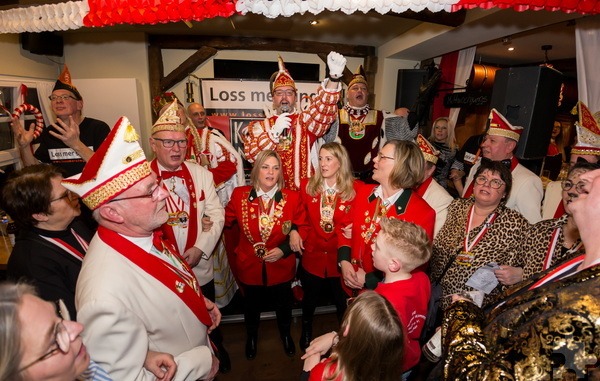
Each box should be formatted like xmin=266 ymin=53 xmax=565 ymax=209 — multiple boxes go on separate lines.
xmin=309 ymin=20 xmax=318 ymax=25
xmin=507 ymin=46 xmax=515 ymax=51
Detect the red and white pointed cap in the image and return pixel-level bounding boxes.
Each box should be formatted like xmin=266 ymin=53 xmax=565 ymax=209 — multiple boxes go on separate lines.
xmin=487 ymin=108 xmax=523 ymax=142
xmin=270 ymin=55 xmax=296 ymax=94
xmin=571 ymin=101 xmax=600 ymax=156
xmin=62 ymin=117 xmax=151 ymax=210
xmin=416 ymin=134 xmax=440 ymax=165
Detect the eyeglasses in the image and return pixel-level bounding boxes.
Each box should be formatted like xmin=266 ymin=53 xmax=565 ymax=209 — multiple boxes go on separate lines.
xmin=152 ymin=138 xmax=188 ymax=149
xmin=51 ymin=190 xmax=77 ymax=203
xmin=376 ymin=152 xmax=395 ymax=161
xmin=561 ymin=180 xmax=589 ymax=194
xmin=108 ymin=184 xmax=161 ymax=203
xmin=18 ymin=299 xmax=71 ymax=373
xmin=48 ymin=95 xmax=77 ymax=102
xmin=474 ymin=175 xmax=505 ymax=189
xmin=273 ymin=90 xmax=296 ymax=97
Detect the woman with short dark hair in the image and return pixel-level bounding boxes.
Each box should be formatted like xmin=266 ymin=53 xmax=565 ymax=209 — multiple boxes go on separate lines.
xmin=1 ymin=164 xmax=92 ymax=319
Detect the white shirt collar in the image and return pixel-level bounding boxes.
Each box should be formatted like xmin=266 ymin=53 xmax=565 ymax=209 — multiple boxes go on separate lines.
xmin=373 ymin=185 xmax=403 ymax=207
xmin=257 ymin=185 xmax=279 ymax=199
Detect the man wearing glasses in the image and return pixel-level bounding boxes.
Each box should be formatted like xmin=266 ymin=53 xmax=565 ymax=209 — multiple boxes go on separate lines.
xmin=149 ymin=101 xmax=231 ymax=373
xmin=244 ymin=52 xmax=346 ymax=191
xmin=10 ymin=65 xmax=110 ymax=177
xmin=63 ymin=116 xmax=221 ymax=380
xmin=462 ymin=108 xmax=543 ymax=223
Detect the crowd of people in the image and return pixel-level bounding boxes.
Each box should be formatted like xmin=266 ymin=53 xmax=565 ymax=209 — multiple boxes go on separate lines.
xmin=1 ymin=55 xmax=599 ymax=381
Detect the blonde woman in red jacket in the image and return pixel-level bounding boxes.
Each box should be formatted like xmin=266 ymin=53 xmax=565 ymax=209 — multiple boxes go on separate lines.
xmin=225 ymin=150 xmax=308 ymax=360
xmin=293 ymin=142 xmax=360 ymax=351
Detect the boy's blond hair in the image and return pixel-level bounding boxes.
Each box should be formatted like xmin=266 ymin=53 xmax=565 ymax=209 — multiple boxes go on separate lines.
xmin=378 ymin=218 xmax=431 ymax=272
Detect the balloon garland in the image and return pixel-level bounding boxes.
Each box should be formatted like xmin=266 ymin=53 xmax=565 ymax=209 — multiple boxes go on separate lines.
xmin=12 ymin=104 xmax=45 ymax=139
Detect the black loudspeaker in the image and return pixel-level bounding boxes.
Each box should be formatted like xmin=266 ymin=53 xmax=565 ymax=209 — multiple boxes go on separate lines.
xmin=20 ymin=32 xmax=64 ymax=57
xmin=395 ymin=69 xmax=428 ymax=109
xmin=490 ymin=66 xmax=563 ymax=160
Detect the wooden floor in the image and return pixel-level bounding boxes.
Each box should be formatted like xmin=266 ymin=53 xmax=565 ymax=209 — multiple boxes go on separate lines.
xmin=215 ymin=312 xmax=339 ymax=381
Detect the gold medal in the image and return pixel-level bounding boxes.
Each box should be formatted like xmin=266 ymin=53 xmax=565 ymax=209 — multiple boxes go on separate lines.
xmin=167 ymin=213 xmax=179 ymax=226
xmin=282 ymin=220 xmax=292 ymax=235
xmin=253 ymin=242 xmax=267 ymax=258
xmin=456 ymin=250 xmax=475 ymax=266
xmin=177 ymin=211 xmax=189 ymax=228
xmin=260 ymin=214 xmax=271 ymax=228
xmin=349 ymin=119 xmax=365 ymax=139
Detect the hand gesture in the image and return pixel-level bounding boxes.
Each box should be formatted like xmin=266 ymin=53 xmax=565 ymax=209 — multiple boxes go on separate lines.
xmin=263 ymin=247 xmax=284 ymax=263
xmin=48 ymin=116 xmax=82 ymax=149
xmin=289 ymin=230 xmax=304 ymax=253
xmin=144 ymin=350 xmax=177 ymax=381
xmin=494 ymin=265 xmax=523 ymax=286
xmin=205 ymin=297 xmax=222 ymax=333
xmin=10 ymin=115 xmax=36 ymax=148
xmin=182 ymin=246 xmax=203 ymax=268
xmin=327 ymin=51 xmax=347 ymax=79
xmin=272 ymin=112 xmax=291 ymax=137
xmin=340 ymin=261 xmax=362 ymax=289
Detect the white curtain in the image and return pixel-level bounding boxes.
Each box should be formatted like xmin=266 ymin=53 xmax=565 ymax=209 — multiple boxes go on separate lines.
xmin=35 ymin=81 xmax=56 ymax=126
xmin=448 ymin=46 xmax=476 ymax=131
xmin=576 ymin=15 xmax=600 ymax=113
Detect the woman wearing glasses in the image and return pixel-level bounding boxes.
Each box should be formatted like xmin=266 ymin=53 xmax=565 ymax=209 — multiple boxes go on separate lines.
xmin=338 ymin=140 xmax=435 ymax=297
xmin=0 ymin=283 xmax=177 ymax=381
xmin=521 ymin=162 xmax=599 ymax=279
xmin=0 ymin=164 xmax=92 ymax=319
xmin=431 ymin=160 xmax=529 ymax=312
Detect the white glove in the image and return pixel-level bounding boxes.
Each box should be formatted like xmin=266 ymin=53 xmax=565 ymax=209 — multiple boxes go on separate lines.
xmin=272 ymin=112 xmax=291 ymax=137
xmin=327 ymin=51 xmax=347 ymax=79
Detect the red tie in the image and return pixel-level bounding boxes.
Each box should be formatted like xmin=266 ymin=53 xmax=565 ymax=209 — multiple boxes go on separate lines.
xmin=161 ymin=169 xmax=186 ymax=180
xmin=152 ymin=230 xmax=164 ymax=252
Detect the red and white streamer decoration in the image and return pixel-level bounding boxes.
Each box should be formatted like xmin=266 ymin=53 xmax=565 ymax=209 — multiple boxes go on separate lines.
xmin=0 ymin=0 xmax=599 ymax=34
xmin=12 ymin=104 xmax=45 ymax=139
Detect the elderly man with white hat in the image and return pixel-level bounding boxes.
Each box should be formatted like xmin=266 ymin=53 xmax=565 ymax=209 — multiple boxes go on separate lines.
xmin=63 ymin=117 xmax=220 ymax=381
xmin=414 ymin=134 xmax=453 ymax=238
xmin=463 ymin=109 xmax=543 ymax=223
xmin=542 ymin=101 xmax=600 ymax=220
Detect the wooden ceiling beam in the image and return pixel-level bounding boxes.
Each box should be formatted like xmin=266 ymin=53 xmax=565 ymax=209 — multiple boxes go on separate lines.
xmin=148 ymin=35 xmax=375 ymax=57
xmin=160 ymin=46 xmax=218 ymax=91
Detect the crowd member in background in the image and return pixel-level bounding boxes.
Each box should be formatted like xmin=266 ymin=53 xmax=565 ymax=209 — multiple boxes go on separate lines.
xmin=372 ymin=218 xmax=431 ymax=375
xmin=153 ymin=93 xmax=239 ymax=309
xmin=301 ymin=291 xmax=404 ymax=381
xmin=243 ymin=52 xmax=346 ymax=190
xmin=544 ymin=120 xmax=566 ymax=180
xmin=443 ymin=167 xmax=600 ymax=380
xmin=322 ymin=65 xmax=413 ymax=182
xmin=64 ymin=117 xmax=220 ymax=381
xmin=449 ymin=132 xmax=486 ymax=196
xmin=432 ymin=160 xmax=529 ymax=312
xmin=10 ymin=66 xmax=110 ymax=177
xmin=225 ymin=150 xmax=309 ymax=359
xmin=292 ymin=142 xmax=359 ymax=351
xmin=542 ymin=101 xmax=600 ymax=219
xmin=149 ymin=101 xmax=230 ymax=373
xmin=338 ymin=140 xmax=435 ymax=296
xmin=428 ymin=117 xmax=457 ymax=190
xmin=463 ymin=109 xmax=542 ymax=223
xmin=1 ymin=164 xmax=92 ymax=319
xmin=414 ymin=134 xmax=453 ymax=238
xmin=522 ymin=162 xmax=597 ymax=279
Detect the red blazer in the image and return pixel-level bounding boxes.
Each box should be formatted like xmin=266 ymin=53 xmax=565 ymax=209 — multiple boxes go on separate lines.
xmin=338 ymin=184 xmax=435 ymax=292
xmin=225 ymin=186 xmax=308 ymax=286
xmin=299 ymin=178 xmax=360 ymax=279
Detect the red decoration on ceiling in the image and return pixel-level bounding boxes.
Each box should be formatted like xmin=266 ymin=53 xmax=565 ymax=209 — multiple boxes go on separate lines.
xmin=452 ymin=0 xmax=600 ymax=14
xmin=83 ymin=0 xmax=237 ymax=27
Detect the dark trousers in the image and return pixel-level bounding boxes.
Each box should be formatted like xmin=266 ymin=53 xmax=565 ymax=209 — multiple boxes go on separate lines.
xmin=242 ymin=281 xmax=293 ymax=337
xmin=201 ymin=279 xmax=224 ymax=347
xmin=300 ymin=269 xmax=347 ymax=323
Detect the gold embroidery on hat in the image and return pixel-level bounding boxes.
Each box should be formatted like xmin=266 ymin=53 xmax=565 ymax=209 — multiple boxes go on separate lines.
xmin=124 ymin=124 xmax=139 ymax=142
xmin=83 ymin=162 xmax=151 ymax=210
xmin=123 ymin=149 xmax=145 ymax=165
